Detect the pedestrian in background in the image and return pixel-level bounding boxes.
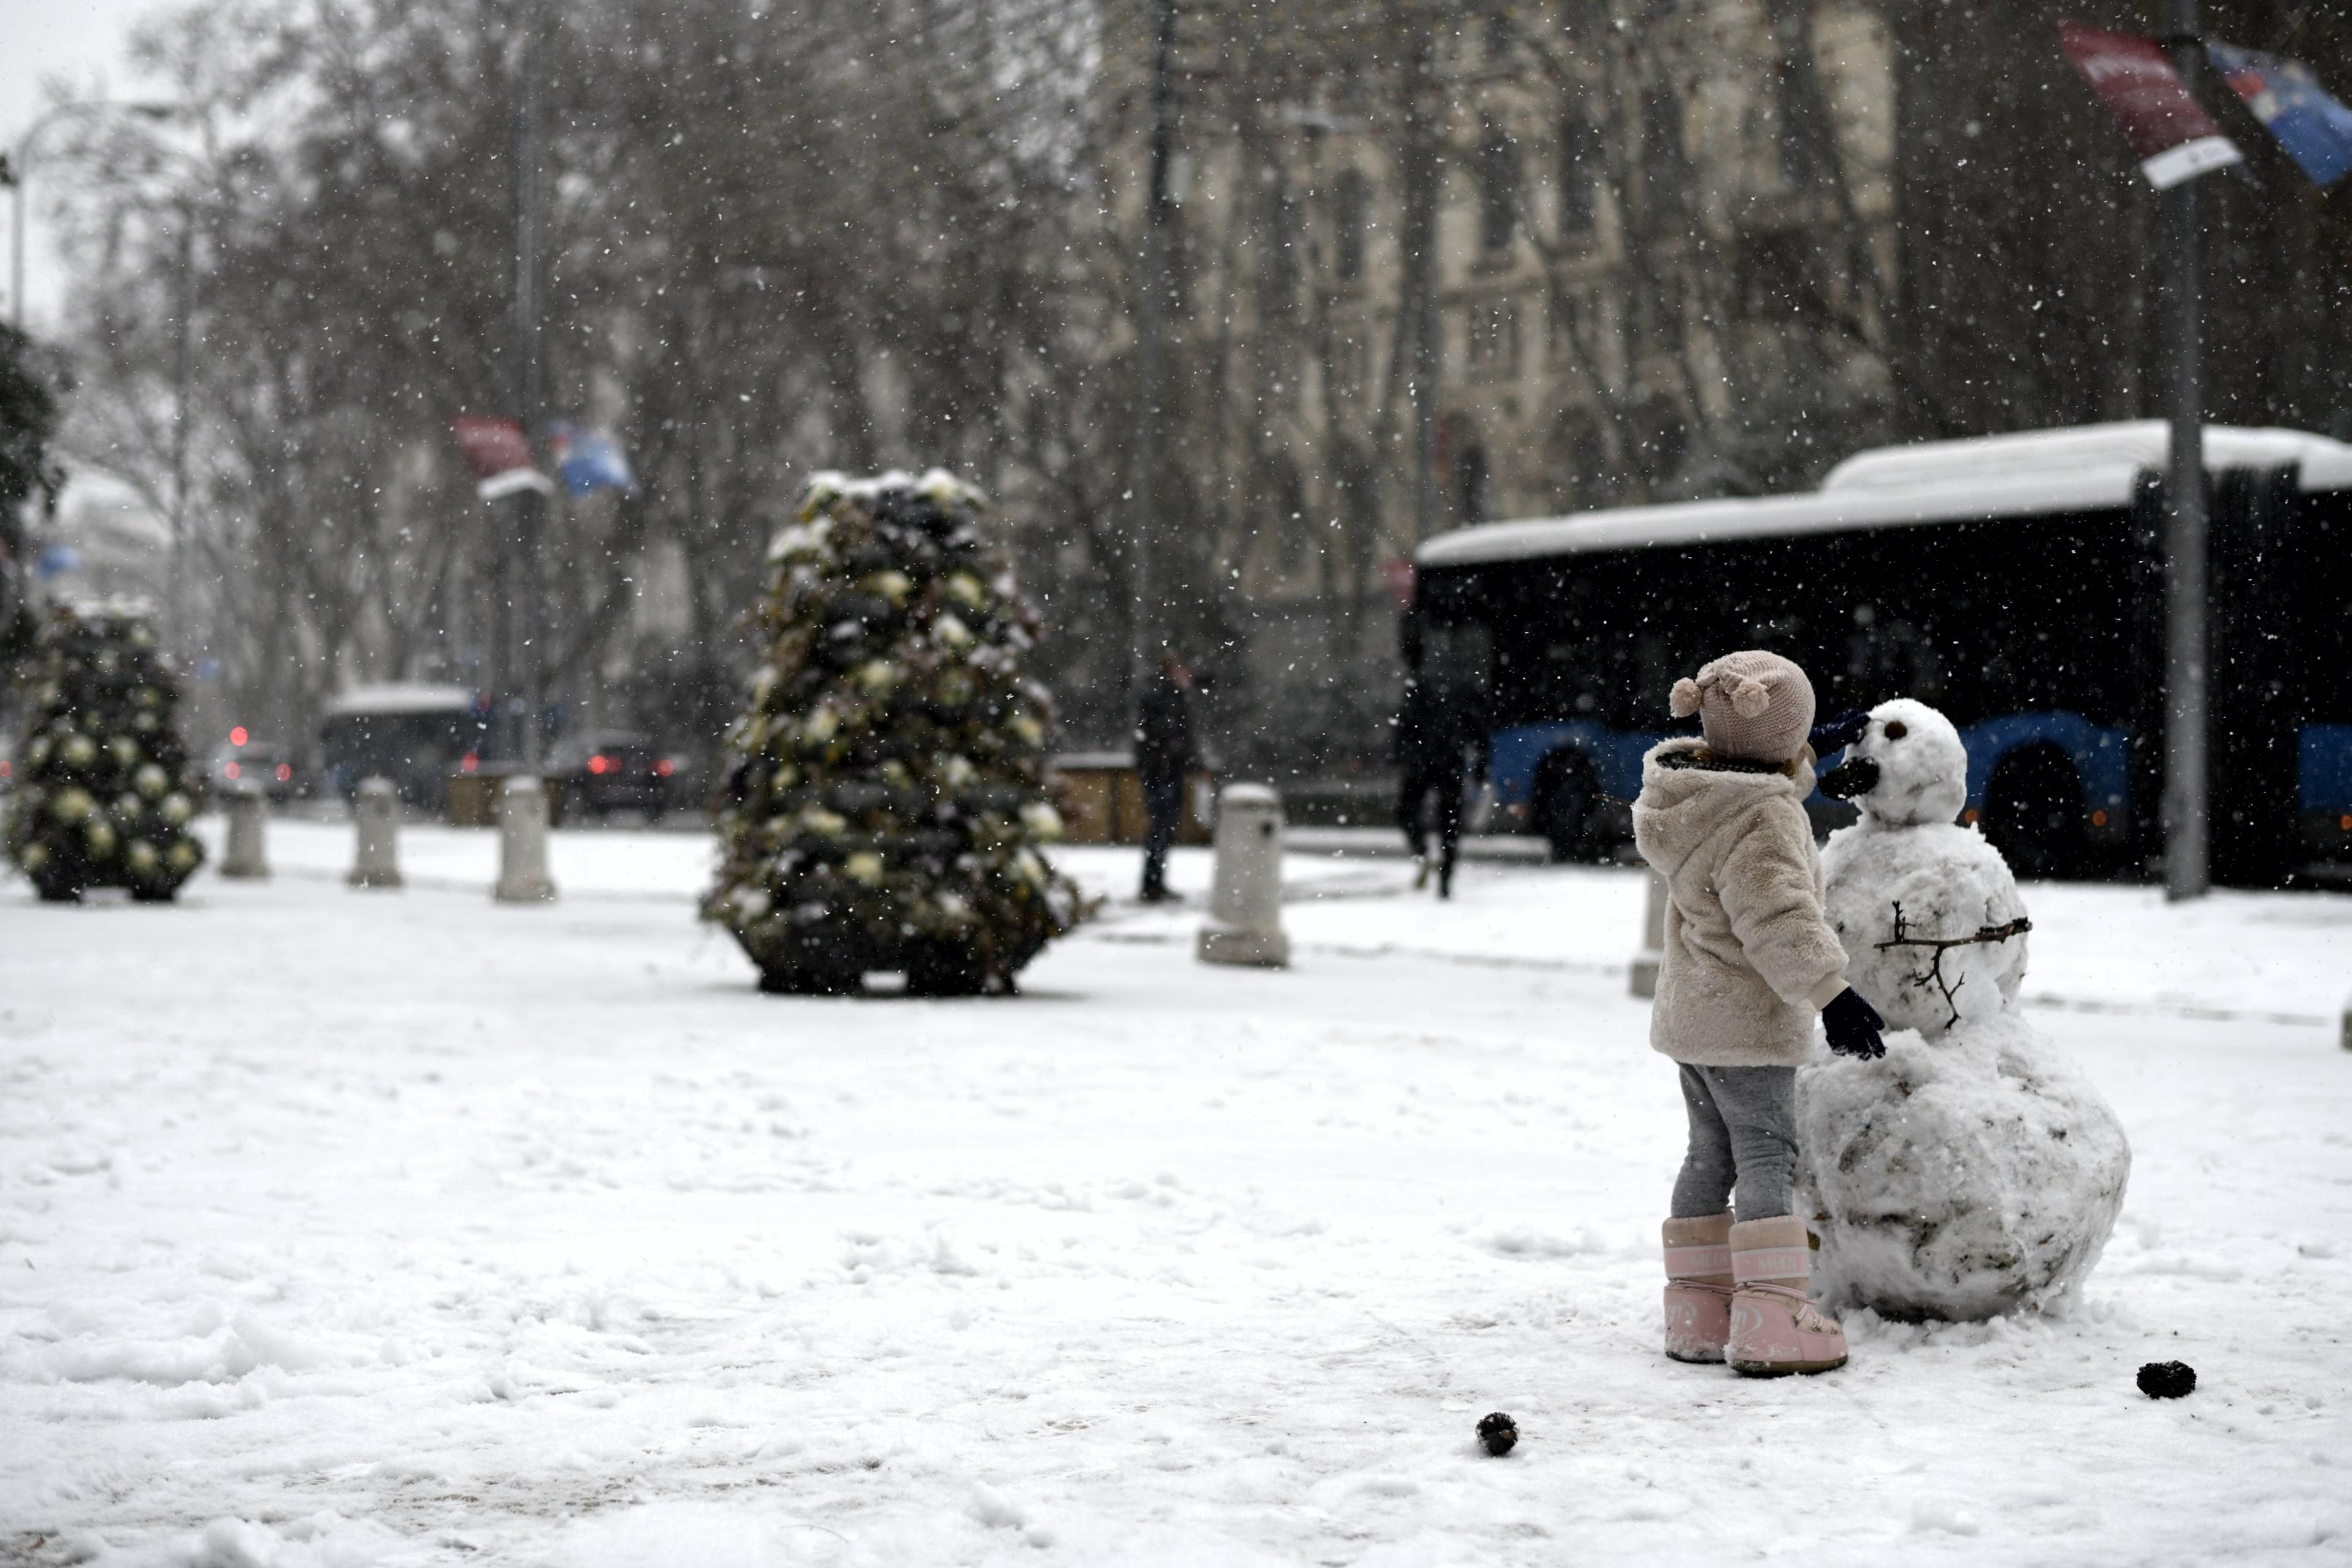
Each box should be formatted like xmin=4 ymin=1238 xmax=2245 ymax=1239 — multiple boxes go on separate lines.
xmin=1394 ymin=660 xmax=1488 ymax=899
xmin=1134 ymin=652 xmax=1196 ymax=902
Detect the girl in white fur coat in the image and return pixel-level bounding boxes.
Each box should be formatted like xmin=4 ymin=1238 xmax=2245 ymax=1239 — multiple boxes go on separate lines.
xmin=1631 ymin=649 xmax=1885 ymax=1377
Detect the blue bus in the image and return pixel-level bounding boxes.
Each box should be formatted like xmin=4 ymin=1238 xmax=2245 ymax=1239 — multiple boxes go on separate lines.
xmin=1408 ymin=422 xmax=2352 ymax=886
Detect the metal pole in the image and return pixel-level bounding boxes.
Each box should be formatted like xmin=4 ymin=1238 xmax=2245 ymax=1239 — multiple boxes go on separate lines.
xmin=1410 ymin=43 xmax=1440 ymax=542
xmin=9 ymin=137 xmax=26 ymax=332
xmin=170 ymin=208 xmax=193 ymax=657
xmin=11 ymin=113 xmax=61 ymax=333
xmin=511 ymin=0 xmax=546 ymax=770
xmin=1132 ymin=0 xmax=1177 ymax=689
xmin=2161 ymin=0 xmax=2209 ymax=901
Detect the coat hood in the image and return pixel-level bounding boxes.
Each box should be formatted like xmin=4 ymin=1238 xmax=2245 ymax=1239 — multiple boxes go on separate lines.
xmin=1634 ymin=737 xmax=1817 ymax=876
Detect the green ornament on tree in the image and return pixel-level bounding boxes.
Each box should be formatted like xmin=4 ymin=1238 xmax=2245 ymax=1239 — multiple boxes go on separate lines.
xmin=701 ymin=470 xmax=1085 ymax=995
xmin=6 ymin=601 xmax=207 ymax=902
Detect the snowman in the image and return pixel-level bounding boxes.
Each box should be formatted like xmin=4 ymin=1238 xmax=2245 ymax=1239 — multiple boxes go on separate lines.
xmin=1795 ymin=699 xmax=2131 ymax=1322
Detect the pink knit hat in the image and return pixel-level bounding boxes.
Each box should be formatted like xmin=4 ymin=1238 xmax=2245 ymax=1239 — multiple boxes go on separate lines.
xmin=1671 ymin=651 xmax=1816 ymax=763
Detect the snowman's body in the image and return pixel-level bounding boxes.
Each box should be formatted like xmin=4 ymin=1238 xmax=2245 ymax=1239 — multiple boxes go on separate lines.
xmin=1822 ymin=819 xmax=2025 ymax=1036
xmin=1797 ymin=700 xmax=2130 ymax=1321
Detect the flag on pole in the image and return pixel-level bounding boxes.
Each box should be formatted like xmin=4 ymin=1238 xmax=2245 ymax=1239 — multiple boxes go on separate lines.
xmin=449 ymin=415 xmax=554 ymax=501
xmin=543 ymin=421 xmax=638 ymax=497
xmin=2206 ymin=41 xmax=2352 ymax=187
xmin=2059 ymin=23 xmax=2244 ymax=188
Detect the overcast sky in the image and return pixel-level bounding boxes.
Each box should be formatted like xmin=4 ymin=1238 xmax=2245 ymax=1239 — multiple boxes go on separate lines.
xmin=4 ymin=0 xmax=168 ymax=329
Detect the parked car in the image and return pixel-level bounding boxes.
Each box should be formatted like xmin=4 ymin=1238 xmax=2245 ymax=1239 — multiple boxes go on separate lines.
xmin=212 ymin=743 xmax=297 ymax=803
xmin=551 ymin=731 xmax=676 ymax=820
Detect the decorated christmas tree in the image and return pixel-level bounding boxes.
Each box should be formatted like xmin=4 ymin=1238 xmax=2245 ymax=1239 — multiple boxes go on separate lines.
xmin=703 ymin=470 xmax=1085 ymax=995
xmin=7 ymin=600 xmax=206 ymax=901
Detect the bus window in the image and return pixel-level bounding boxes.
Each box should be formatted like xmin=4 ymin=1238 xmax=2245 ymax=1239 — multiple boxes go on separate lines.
xmin=318 ymin=684 xmax=482 ymax=808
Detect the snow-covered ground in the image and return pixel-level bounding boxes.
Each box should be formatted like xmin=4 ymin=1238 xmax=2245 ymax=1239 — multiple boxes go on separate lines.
xmin=1 ymin=819 xmax=2348 ymax=1566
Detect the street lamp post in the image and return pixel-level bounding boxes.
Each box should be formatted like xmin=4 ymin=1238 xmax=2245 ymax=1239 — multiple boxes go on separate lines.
xmin=490 ymin=0 xmax=560 ymax=906
xmin=1408 ymin=42 xmax=1442 ymax=545
xmin=511 ymin=0 xmax=546 ymax=773
xmin=2160 ymin=0 xmax=2210 ymax=901
xmin=9 ymin=100 xmax=179 ymax=330
xmin=1131 ymin=0 xmax=1178 ymax=695
xmin=169 ymin=205 xmax=195 ymax=660
xmin=9 ymin=102 xmax=199 ymax=667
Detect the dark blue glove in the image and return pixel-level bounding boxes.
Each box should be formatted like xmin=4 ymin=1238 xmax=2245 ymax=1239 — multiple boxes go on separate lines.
xmin=1823 ymin=987 xmax=1886 ymax=1060
xmin=1809 ymin=708 xmax=1869 ymax=755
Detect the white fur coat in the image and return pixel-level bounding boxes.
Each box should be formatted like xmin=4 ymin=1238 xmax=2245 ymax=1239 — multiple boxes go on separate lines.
xmin=1633 ymin=738 xmax=1849 ymax=1067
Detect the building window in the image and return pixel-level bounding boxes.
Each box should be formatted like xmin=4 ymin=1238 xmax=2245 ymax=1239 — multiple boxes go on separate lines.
xmin=1641 ymin=91 xmax=1687 ymax=229
xmin=1630 ymin=392 xmax=1688 ymax=489
xmin=1776 ymin=50 xmax=1823 ymax=187
xmin=1465 ymin=297 xmax=1521 ymax=381
xmin=1261 ymin=180 xmax=1299 ymax=310
xmin=1556 ymin=290 xmax=1624 ymax=382
xmin=1331 ymin=329 xmax=1373 ymax=401
xmin=1277 ymin=465 xmax=1309 ymax=570
xmin=1551 ymin=408 xmax=1616 ymax=512
xmin=1546 ymin=287 xmax=1579 ymax=367
xmin=1334 ymin=169 xmax=1370 ymax=283
xmin=1557 ymin=110 xmax=1597 ymax=237
xmin=1458 ymin=444 xmax=1492 ymax=524
xmin=1736 ymin=229 xmax=1828 ymax=323
xmin=1481 ymin=4 xmax=1512 ymax=59
xmin=1635 ymin=271 xmax=1684 ymax=358
xmin=1476 ymin=127 xmax=1518 ymax=254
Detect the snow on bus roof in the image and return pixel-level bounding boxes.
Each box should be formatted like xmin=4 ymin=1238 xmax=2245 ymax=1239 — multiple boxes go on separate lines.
xmin=1821 ymin=421 xmax=2352 ymax=492
xmin=1417 ymin=421 xmax=2352 ymax=568
xmin=322 ymin=683 xmax=476 ymax=717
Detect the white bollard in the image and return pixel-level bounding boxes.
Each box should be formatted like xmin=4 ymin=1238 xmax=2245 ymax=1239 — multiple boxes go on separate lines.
xmin=1196 ymin=781 xmax=1289 ymax=968
xmin=220 ymin=781 xmax=270 ymax=880
xmin=494 ymin=774 xmax=557 ymax=903
xmin=348 ymin=776 xmax=403 ymax=889
xmin=1630 ymin=865 xmax=1668 ymax=999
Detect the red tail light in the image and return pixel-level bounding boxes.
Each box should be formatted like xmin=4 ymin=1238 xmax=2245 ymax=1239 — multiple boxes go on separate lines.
xmin=589 ymin=754 xmax=610 ymax=776
xmin=461 ymin=752 xmax=480 ymax=774
xmin=229 ymin=726 xmax=248 ymax=746
xmin=275 ymin=763 xmax=291 ymax=782
xmin=224 ymin=762 xmax=241 ymax=779
xmin=655 ymin=758 xmax=675 ymax=778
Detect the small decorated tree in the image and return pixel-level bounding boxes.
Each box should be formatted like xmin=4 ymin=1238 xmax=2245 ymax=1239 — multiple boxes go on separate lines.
xmin=7 ymin=601 xmax=206 ymax=901
xmin=703 ymin=470 xmax=1085 ymax=995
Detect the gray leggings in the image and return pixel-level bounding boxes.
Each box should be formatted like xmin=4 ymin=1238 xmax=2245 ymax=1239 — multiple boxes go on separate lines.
xmin=1670 ymin=1063 xmax=1798 ymax=1220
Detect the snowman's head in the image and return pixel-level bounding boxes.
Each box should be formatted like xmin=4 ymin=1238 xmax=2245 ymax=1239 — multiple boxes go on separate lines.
xmin=1826 ymin=698 xmax=1968 ymax=827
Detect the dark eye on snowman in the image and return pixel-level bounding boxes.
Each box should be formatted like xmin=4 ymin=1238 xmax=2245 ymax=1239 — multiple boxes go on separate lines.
xmin=1884 ymin=720 xmax=1909 ymax=740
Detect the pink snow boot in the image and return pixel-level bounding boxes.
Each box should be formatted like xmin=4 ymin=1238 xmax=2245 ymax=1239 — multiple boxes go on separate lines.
xmin=1662 ymin=1212 xmax=1735 ymax=1363
xmin=1726 ymin=1215 xmax=1848 ymax=1377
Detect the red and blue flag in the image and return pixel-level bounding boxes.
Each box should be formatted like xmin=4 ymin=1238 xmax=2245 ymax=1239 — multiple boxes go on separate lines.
xmin=543 ymin=422 xmax=638 ymax=497
xmin=2207 ymin=41 xmax=2352 ymax=187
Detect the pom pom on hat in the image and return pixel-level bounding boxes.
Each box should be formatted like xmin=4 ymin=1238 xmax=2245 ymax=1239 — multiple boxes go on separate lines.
xmin=1727 ymin=673 xmax=1773 ymax=718
xmin=1669 ymin=678 xmax=1703 ymax=719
